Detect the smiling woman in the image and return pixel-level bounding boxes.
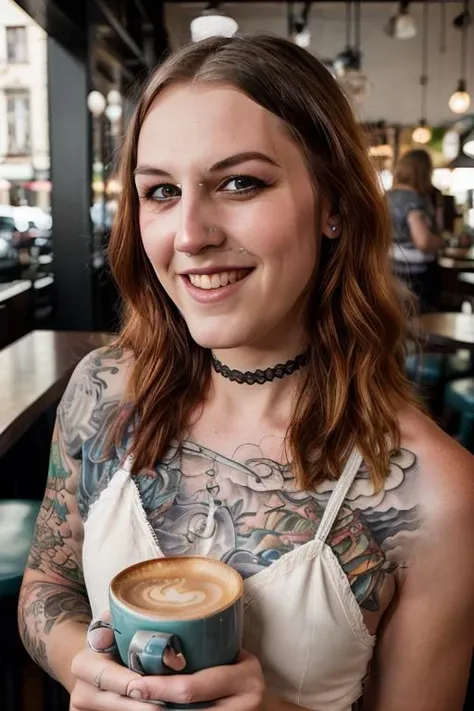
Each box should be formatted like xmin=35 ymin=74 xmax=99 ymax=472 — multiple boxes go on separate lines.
xmin=18 ymin=34 xmax=474 ymax=711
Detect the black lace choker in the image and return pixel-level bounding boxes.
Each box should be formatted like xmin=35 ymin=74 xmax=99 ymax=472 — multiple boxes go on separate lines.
xmin=211 ymin=351 xmax=308 ymax=385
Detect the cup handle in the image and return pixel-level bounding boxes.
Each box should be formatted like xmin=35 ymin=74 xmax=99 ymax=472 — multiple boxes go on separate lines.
xmin=128 ymin=630 xmax=185 ymax=675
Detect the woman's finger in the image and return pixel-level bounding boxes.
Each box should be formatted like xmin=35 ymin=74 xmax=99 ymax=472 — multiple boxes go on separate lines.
xmin=71 ymin=648 xmax=142 ymax=698
xmin=87 ymin=611 xmax=117 ymax=654
xmin=71 ymin=680 xmax=164 ymax=709
xmin=126 ymin=649 xmax=264 ymax=705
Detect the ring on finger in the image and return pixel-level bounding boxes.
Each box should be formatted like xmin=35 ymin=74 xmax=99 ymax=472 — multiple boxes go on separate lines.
xmin=87 ymin=619 xmax=117 ymax=654
xmin=93 ymin=666 xmax=105 ymax=690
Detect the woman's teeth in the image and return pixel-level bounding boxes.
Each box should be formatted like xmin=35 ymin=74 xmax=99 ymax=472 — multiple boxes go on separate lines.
xmin=187 ymin=270 xmax=248 ymax=290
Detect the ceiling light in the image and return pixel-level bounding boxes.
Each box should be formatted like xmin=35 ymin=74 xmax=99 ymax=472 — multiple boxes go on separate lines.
xmin=293 ymin=27 xmax=311 ymax=48
xmin=87 ymin=90 xmax=106 ymax=117
xmin=449 ymin=79 xmax=471 ymax=114
xmin=333 ymin=47 xmax=361 ymax=77
xmin=190 ymin=7 xmax=238 ymax=42
xmin=449 ymin=1 xmax=471 ymax=114
xmin=463 ymin=129 xmax=474 ymax=158
xmin=412 ymin=121 xmax=432 ymax=145
xmin=385 ymin=2 xmax=417 ymax=40
xmin=290 ymin=3 xmax=312 ymax=49
xmin=412 ymin=5 xmax=431 ymax=145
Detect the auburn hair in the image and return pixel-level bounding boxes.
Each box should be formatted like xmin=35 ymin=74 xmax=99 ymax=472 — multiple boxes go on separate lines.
xmin=393 ymin=149 xmax=433 ymax=196
xmin=108 ymin=34 xmax=418 ymax=490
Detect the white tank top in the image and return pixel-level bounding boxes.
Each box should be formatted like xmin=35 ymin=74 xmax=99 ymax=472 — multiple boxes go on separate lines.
xmin=82 ymin=447 xmax=375 ymax=711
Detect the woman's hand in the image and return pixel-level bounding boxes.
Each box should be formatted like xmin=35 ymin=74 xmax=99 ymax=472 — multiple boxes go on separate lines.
xmin=70 ymin=612 xmax=265 ymax=710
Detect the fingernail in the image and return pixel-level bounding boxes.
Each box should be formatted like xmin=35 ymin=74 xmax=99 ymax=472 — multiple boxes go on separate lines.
xmin=129 ymin=689 xmax=143 ymax=699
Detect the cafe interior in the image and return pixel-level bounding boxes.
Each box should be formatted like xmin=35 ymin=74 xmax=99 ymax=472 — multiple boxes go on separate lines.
xmin=0 ymin=0 xmax=473 ymax=709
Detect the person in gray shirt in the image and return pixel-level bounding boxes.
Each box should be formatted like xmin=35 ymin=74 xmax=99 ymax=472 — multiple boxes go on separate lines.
xmin=387 ymin=150 xmax=444 ymax=312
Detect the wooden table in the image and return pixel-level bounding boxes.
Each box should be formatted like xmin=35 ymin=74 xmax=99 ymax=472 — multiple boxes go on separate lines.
xmin=418 ymin=313 xmax=474 ymax=351
xmin=439 ymin=246 xmax=474 ymax=271
xmin=0 ymin=330 xmax=114 ymax=457
xmin=443 ymin=246 xmax=474 ymax=261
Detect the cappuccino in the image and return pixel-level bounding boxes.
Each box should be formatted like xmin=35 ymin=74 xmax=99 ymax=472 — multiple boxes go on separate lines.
xmin=112 ymin=557 xmax=242 ymax=620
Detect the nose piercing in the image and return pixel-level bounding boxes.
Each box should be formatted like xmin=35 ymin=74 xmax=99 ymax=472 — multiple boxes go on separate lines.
xmin=238 ymin=247 xmax=247 ymax=255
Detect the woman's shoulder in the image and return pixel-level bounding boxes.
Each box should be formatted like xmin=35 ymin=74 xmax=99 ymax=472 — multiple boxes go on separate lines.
xmin=397 ymin=406 xmax=474 ymax=542
xmin=57 ymin=343 xmax=133 ymax=458
xmin=388 ymin=187 xmax=425 ymax=210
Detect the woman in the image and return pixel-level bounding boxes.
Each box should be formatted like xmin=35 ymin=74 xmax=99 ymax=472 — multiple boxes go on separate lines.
xmin=18 ymin=36 xmax=473 ymax=711
xmin=387 ymin=149 xmax=445 ymax=312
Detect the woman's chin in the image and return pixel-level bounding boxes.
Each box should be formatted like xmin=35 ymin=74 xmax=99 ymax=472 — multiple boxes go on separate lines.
xmin=186 ymin=324 xmax=251 ymax=352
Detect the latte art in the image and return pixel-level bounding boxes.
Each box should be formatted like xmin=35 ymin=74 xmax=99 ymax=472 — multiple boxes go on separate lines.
xmin=122 ymin=576 xmax=228 ymax=618
xmin=112 ymin=557 xmax=243 ymax=620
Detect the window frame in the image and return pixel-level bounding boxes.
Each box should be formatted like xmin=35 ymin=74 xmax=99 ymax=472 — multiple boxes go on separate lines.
xmin=6 ymin=26 xmax=28 ymax=64
xmin=5 ymin=88 xmax=31 ymax=157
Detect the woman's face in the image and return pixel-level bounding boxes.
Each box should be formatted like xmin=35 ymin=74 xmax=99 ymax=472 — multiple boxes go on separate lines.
xmin=135 ymin=83 xmax=326 ymax=353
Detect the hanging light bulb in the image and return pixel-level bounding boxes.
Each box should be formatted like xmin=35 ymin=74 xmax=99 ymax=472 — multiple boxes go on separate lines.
xmin=385 ymin=2 xmax=417 ymax=40
xmin=293 ymin=26 xmax=311 ymax=48
xmin=449 ymin=79 xmax=471 ymax=114
xmin=291 ymin=3 xmax=312 ymax=48
xmin=412 ymin=5 xmax=431 ymax=145
xmin=87 ymin=90 xmax=106 ymax=117
xmin=190 ymin=6 xmax=238 ymax=42
xmin=412 ymin=120 xmax=432 ymax=144
xmin=463 ymin=129 xmax=474 ymax=157
xmin=449 ymin=2 xmax=471 ymax=114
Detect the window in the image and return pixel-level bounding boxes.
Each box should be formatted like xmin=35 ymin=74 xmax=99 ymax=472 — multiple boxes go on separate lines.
xmin=6 ymin=26 xmax=28 ymax=63
xmin=6 ymin=90 xmax=31 ymax=155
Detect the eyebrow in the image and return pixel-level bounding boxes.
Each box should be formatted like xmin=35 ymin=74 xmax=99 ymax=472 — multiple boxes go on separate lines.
xmin=133 ymin=151 xmax=280 ymax=178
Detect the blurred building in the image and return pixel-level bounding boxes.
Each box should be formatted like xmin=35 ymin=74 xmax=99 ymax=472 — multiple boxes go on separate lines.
xmin=0 ymin=0 xmax=49 ymax=209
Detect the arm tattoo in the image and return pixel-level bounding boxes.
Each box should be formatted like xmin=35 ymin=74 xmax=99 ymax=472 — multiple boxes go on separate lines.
xmin=18 ymin=581 xmax=91 ymax=678
xmin=19 ymin=347 xmax=127 ymax=674
xmin=27 ymin=441 xmax=84 ymax=585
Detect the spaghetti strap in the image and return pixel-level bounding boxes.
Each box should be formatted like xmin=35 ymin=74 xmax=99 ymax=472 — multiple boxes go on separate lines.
xmin=122 ymin=454 xmax=134 ymax=473
xmin=315 ymin=448 xmax=363 ymax=544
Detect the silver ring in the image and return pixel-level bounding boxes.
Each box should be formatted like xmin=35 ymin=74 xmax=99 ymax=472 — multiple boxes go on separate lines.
xmin=93 ymin=667 xmax=105 ymax=689
xmin=87 ymin=619 xmax=117 ymax=654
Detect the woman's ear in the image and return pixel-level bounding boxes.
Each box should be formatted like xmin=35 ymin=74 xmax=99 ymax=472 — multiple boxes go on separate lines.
xmin=322 ymin=215 xmax=342 ymax=240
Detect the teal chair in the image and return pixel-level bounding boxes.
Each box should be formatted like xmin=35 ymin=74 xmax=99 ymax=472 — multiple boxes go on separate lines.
xmin=444 ymin=378 xmax=474 ymax=453
xmin=405 ymin=353 xmax=445 ymax=386
xmin=0 ymin=499 xmax=41 ymax=711
xmin=0 ymin=499 xmax=40 ymax=597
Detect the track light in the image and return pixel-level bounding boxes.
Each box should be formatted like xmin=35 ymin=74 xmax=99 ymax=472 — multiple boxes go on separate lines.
xmin=190 ymin=4 xmax=238 ymax=42
xmin=385 ymin=1 xmax=417 ymax=40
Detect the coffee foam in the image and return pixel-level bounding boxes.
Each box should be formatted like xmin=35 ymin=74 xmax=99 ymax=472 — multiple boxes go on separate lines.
xmin=112 ymin=557 xmax=242 ymax=620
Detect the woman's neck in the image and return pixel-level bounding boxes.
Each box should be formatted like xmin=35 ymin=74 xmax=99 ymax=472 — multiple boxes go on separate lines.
xmin=207 ymin=345 xmax=307 ymax=424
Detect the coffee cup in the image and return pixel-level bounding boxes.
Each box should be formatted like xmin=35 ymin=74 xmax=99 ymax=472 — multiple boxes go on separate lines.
xmin=109 ymin=556 xmax=244 ymax=708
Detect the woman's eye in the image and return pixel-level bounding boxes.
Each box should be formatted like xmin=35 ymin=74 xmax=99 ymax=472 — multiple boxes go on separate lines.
xmin=221 ymin=176 xmax=267 ymax=194
xmin=148 ymin=184 xmax=181 ymax=201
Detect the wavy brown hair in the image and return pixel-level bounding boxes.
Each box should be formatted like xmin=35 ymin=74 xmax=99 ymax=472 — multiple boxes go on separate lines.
xmin=393 ymin=149 xmax=433 ymax=196
xmin=108 ymin=34 xmax=418 ymax=490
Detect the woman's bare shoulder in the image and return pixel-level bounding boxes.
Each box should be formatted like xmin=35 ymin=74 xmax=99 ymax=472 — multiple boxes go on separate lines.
xmin=57 ymin=344 xmax=133 ymax=456
xmin=398 ymin=405 xmax=474 ymax=527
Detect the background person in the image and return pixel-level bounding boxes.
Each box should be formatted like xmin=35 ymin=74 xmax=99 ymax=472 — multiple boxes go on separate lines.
xmin=387 ymin=149 xmax=445 ymax=312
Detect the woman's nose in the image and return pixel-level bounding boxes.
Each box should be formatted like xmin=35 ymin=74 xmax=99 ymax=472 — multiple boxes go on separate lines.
xmin=174 ymin=197 xmax=225 ymax=256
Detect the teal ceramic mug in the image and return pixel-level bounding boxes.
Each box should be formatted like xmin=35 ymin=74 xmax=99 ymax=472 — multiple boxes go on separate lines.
xmin=109 ymin=556 xmax=244 ymax=709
